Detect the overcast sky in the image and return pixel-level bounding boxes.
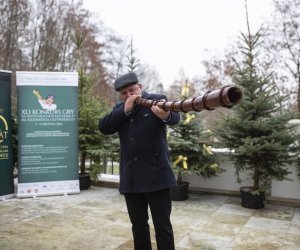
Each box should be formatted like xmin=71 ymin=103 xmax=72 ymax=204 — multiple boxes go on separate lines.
xmin=83 ymin=0 xmax=274 ymax=86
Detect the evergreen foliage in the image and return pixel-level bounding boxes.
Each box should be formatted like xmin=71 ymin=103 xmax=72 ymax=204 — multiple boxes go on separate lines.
xmin=168 ymin=113 xmax=223 ymax=185
xmin=126 ymin=37 xmax=139 ymax=74
xmin=78 ymin=69 xmax=110 ymax=175
xmin=213 ymin=24 xmax=300 ymax=191
xmin=168 ymin=83 xmax=222 ymax=185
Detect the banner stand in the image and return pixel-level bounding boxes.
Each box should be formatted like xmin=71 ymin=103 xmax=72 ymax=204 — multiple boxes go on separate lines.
xmin=1 ymin=194 xmax=15 ymax=201
xmin=16 ymin=71 xmax=79 ymax=198
xmin=0 ymin=70 xmax=14 ymax=200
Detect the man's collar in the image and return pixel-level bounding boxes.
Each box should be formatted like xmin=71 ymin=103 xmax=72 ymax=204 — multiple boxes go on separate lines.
xmin=142 ymin=91 xmax=150 ymax=99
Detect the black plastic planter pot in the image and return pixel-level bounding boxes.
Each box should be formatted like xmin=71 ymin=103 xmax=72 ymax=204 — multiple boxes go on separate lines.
xmin=240 ymin=186 xmax=265 ymax=209
xmin=79 ymin=173 xmax=91 ymax=190
xmin=170 ymin=182 xmax=189 ymax=201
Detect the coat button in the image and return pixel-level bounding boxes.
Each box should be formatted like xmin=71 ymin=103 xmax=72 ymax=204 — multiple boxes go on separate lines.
xmin=130 ymin=119 xmax=134 ymax=123
xmin=130 ymin=138 xmax=134 ymax=142
xmin=134 ymin=157 xmax=138 ymax=161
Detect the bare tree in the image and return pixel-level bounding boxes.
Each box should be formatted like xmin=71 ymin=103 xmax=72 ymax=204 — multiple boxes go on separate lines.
xmin=100 ymin=28 xmax=129 ymax=83
xmin=0 ymin=0 xmax=30 ymax=70
xmin=138 ymin=64 xmax=163 ymax=93
xmin=0 ymin=0 xmax=112 ymax=98
xmin=28 ymin=0 xmax=88 ymax=71
xmin=262 ymin=0 xmax=300 ymax=112
xmin=193 ymin=47 xmax=237 ymax=95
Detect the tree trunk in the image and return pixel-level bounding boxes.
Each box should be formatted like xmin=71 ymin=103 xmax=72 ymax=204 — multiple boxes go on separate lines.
xmin=253 ymin=167 xmax=260 ymax=191
xmin=297 ymin=62 xmax=300 ymax=114
xmin=80 ymin=152 xmax=86 ymax=174
xmin=177 ymin=171 xmax=183 ymax=185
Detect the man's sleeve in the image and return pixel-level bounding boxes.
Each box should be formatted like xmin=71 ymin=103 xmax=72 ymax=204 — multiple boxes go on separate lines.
xmin=160 ymin=94 xmax=181 ymax=125
xmin=98 ymin=103 xmax=127 ymax=134
xmin=164 ymin=111 xmax=180 ymax=125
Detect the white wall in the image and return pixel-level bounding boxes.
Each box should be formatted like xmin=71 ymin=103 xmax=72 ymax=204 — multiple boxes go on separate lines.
xmin=183 ymin=151 xmax=300 ymax=201
xmin=271 ymin=164 xmax=300 ymax=200
xmin=183 ymin=154 xmax=252 ymax=192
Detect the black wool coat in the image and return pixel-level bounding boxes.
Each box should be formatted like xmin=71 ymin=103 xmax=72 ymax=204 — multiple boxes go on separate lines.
xmin=99 ymin=91 xmax=180 ymax=193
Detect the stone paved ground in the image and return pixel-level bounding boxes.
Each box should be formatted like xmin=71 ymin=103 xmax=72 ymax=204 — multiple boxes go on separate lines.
xmin=0 ymin=186 xmax=300 ymax=250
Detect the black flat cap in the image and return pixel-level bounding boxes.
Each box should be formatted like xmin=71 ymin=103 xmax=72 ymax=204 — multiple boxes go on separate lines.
xmin=114 ymin=72 xmax=138 ymax=91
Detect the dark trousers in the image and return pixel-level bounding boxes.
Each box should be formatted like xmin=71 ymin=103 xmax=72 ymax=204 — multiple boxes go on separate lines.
xmin=124 ymin=188 xmax=175 ymax=250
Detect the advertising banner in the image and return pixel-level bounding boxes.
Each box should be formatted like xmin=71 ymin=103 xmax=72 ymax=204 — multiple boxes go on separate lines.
xmin=16 ymin=72 xmax=79 ymax=197
xmin=0 ymin=70 xmax=14 ymax=199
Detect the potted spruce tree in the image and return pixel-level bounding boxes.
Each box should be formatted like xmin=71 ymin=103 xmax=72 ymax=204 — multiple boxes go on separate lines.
xmin=168 ymin=82 xmax=223 ymax=201
xmin=213 ymin=23 xmax=300 ymax=208
xmin=74 ymin=32 xmax=109 ymax=189
xmin=169 ymin=113 xmax=222 ymax=200
xmin=78 ymin=69 xmax=107 ymax=190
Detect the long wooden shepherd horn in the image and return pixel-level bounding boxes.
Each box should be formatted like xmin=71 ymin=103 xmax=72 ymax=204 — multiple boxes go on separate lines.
xmin=134 ymin=85 xmax=242 ymax=113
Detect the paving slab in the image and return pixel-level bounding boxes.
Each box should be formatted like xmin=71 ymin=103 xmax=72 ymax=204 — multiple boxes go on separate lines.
xmin=0 ymin=186 xmax=299 ymax=250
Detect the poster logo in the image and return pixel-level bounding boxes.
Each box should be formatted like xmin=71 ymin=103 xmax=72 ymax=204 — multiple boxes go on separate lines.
xmin=0 ymin=115 xmax=8 ymax=144
xmin=33 ymin=89 xmax=57 ymax=110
